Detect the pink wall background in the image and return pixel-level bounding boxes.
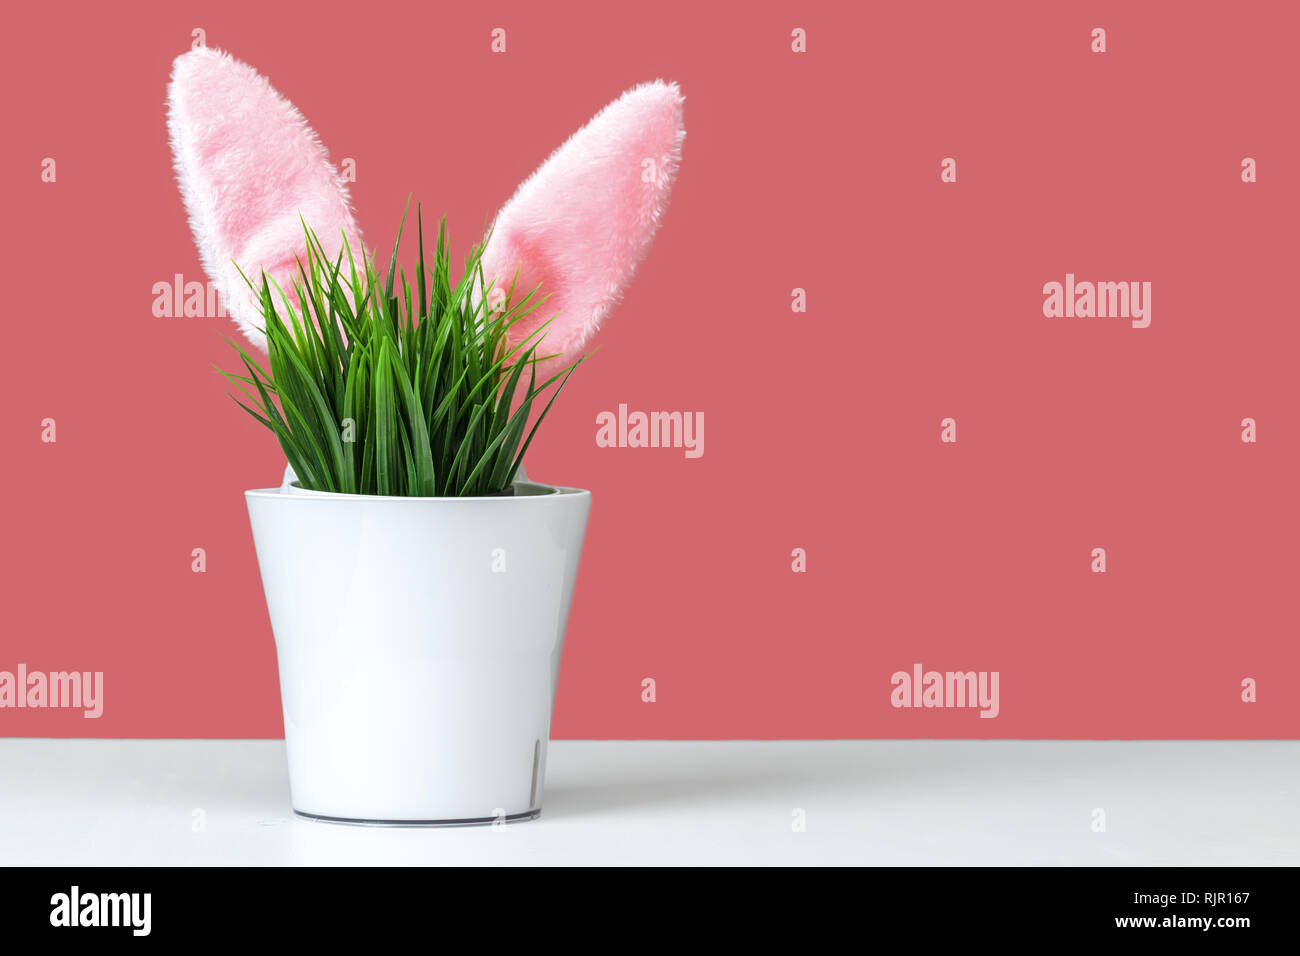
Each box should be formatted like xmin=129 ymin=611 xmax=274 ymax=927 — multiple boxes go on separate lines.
xmin=3 ymin=1 xmax=1297 ymax=738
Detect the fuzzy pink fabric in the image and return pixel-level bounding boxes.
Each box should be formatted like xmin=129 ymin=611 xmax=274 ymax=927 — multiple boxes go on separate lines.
xmin=167 ymin=48 xmax=362 ymax=351
xmin=480 ymin=81 xmax=686 ymax=366
xmin=167 ymin=50 xmax=684 ymax=366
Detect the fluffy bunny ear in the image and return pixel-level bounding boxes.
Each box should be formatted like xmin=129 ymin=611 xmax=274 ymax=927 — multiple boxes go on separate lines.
xmin=167 ymin=47 xmax=363 ymax=351
xmin=481 ymin=81 xmax=685 ymax=365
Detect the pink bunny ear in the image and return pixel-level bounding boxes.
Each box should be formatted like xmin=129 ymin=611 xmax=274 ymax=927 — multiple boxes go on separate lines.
xmin=166 ymin=47 xmax=363 ymax=351
xmin=481 ymin=81 xmax=685 ymax=365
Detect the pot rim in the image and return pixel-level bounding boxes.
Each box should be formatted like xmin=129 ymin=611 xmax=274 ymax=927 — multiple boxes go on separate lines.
xmin=245 ymin=479 xmax=589 ymax=503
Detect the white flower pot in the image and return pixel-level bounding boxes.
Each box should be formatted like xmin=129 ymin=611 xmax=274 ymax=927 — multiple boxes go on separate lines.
xmin=244 ymin=480 xmax=591 ymax=826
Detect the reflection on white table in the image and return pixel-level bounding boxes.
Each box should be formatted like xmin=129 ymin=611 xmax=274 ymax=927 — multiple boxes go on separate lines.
xmin=1 ymin=740 xmax=1295 ymax=866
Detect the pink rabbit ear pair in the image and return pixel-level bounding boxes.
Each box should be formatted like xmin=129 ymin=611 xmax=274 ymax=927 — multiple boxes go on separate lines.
xmin=166 ymin=47 xmax=685 ymax=364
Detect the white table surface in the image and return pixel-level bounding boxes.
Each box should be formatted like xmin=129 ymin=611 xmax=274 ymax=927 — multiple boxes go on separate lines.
xmin=1 ymin=739 xmax=1295 ymax=866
